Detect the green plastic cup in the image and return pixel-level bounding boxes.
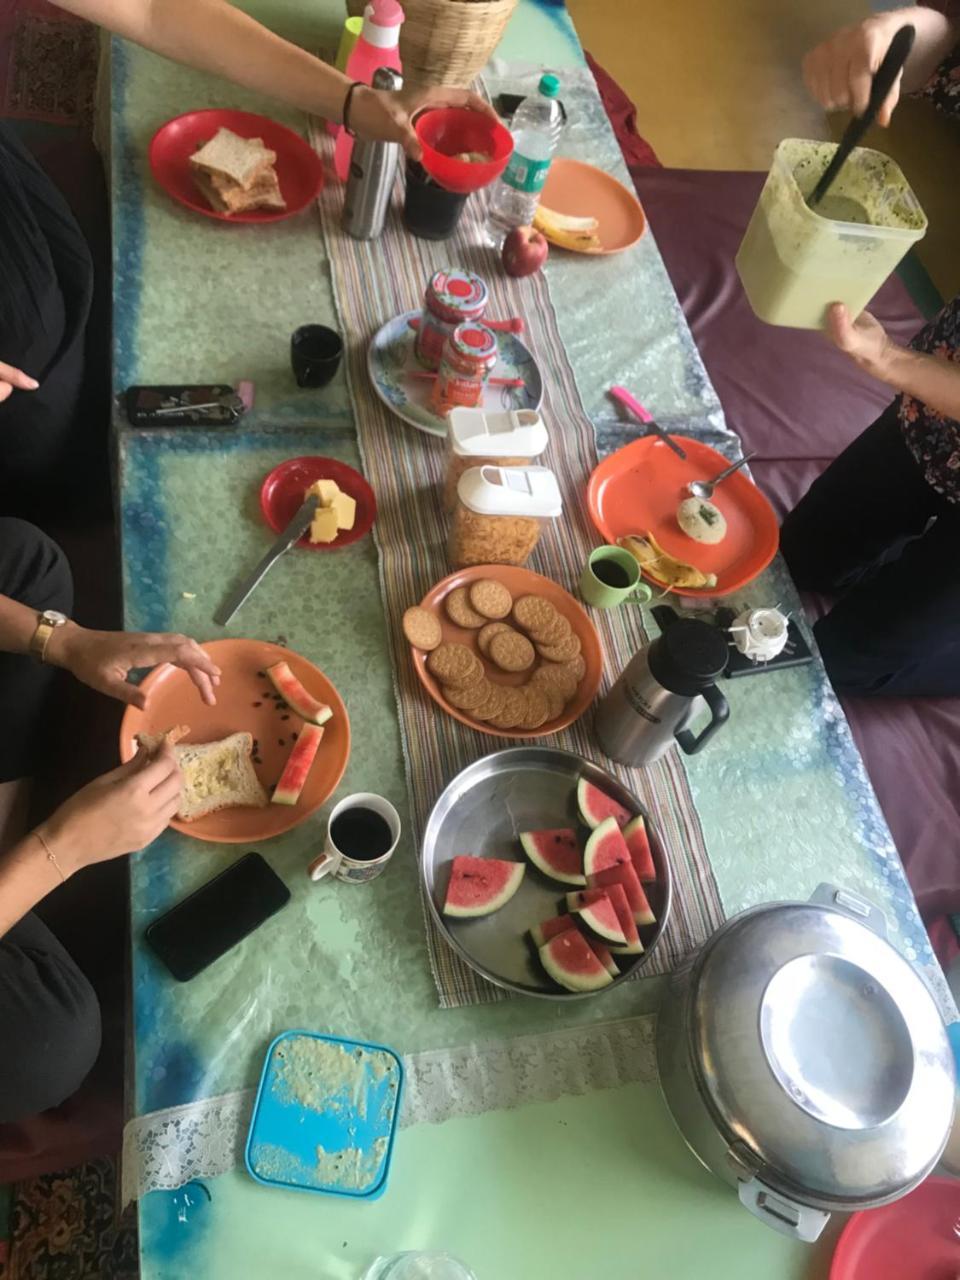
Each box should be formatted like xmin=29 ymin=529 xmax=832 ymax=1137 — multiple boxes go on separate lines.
xmin=580 ymin=546 xmax=653 ymax=609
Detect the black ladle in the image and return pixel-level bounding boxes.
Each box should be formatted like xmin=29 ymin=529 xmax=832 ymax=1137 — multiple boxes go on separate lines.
xmin=808 ymin=23 xmax=916 ymax=210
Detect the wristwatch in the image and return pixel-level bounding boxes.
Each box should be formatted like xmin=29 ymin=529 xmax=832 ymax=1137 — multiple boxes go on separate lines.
xmin=30 ymin=609 xmax=69 ymax=663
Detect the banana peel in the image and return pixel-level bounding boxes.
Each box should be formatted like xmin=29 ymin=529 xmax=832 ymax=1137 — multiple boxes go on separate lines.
xmin=618 ymin=533 xmax=718 ymax=591
xmin=534 ymin=204 xmax=603 ymax=253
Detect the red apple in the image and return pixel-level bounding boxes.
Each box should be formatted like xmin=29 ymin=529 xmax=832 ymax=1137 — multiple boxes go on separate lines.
xmin=502 ymin=225 xmax=549 ymax=278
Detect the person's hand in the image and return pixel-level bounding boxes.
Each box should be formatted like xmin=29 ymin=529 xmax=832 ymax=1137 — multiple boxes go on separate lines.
xmin=802 ymin=12 xmax=910 ymax=125
xmin=46 ymin=623 xmax=221 ymax=707
xmin=37 ymin=746 xmax=182 ymax=876
xmin=0 ymin=361 xmax=39 ymax=405
xmin=348 ymin=84 xmax=499 ymax=160
xmin=824 ymin=302 xmax=898 ymax=377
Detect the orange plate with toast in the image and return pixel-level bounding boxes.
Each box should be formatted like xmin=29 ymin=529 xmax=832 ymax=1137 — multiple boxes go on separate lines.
xmin=119 ymin=639 xmax=350 ymax=843
xmin=408 ymin=566 xmax=602 ymax=739
xmin=587 ymin=436 xmax=779 ymax=597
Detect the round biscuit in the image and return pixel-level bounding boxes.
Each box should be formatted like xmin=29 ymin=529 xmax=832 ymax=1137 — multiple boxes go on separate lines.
xmin=489 ymin=630 xmax=536 ymax=673
xmin=486 ymin=686 xmax=528 ymax=731
xmin=540 ymin=685 xmax=566 ymax=722
xmin=445 ymin=586 xmax=486 ymax=629
xmin=519 ymin=686 xmax=551 ymax=730
xmin=535 ymin=631 xmax=582 ymax=663
xmin=527 ymin=613 xmax=572 ymax=645
xmin=443 ymin=678 xmax=493 ymax=710
xmin=427 ymin=643 xmax=481 ymax=686
xmin=530 ymin=663 xmax=579 ymax=700
xmin=468 ymin=578 xmax=513 ymax=620
xmin=471 ymin=683 xmax=507 ymax=722
xmin=402 ymin=606 xmax=442 ymax=651
xmin=477 ymin=621 xmax=513 ymax=656
xmin=512 ymin=595 xmax=558 ymax=634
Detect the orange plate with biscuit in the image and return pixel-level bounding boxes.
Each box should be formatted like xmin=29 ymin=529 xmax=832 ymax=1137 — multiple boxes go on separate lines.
xmin=409 ymin=566 xmax=602 ymax=739
xmin=119 ymin=639 xmax=350 ymax=844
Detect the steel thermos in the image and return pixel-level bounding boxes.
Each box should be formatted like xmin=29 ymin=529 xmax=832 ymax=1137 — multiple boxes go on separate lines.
xmin=342 ymin=67 xmax=402 ymax=240
xmin=595 ymin=618 xmax=730 ymax=766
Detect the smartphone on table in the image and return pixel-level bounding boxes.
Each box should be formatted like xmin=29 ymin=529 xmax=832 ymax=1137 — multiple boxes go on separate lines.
xmin=145 ymin=852 xmax=290 ymax=981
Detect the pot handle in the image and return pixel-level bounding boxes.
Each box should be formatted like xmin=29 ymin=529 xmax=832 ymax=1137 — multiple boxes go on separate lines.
xmin=674 ymin=684 xmax=729 ymax=755
xmin=737 ymin=1178 xmax=830 ymax=1243
xmin=809 ymin=883 xmax=888 ymax=939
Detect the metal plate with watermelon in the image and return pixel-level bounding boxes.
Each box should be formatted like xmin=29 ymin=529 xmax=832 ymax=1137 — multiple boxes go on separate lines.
xmin=421 ymin=747 xmax=672 ymax=999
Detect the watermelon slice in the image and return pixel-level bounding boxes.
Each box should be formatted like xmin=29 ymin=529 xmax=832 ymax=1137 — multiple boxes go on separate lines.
xmin=589 ymin=862 xmax=656 ymax=927
xmin=623 ymin=815 xmax=655 ymax=882
xmin=583 ymin=817 xmax=632 ymax=878
xmin=566 ymin=886 xmax=643 ymax=955
xmin=271 ymin=724 xmax=324 ymax=805
xmin=266 ymin=661 xmax=333 ymax=726
xmin=519 ymin=828 xmax=585 ymax=886
xmin=539 ymin=928 xmax=614 ymax=992
xmin=577 ymin=777 xmax=633 ymax=830
xmin=443 ymin=856 xmax=524 ymax=918
xmin=572 ymin=894 xmax=628 ymax=948
xmin=529 ymin=913 xmax=618 ymax=977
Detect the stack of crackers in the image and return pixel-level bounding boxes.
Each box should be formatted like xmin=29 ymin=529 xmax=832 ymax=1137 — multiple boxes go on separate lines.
xmin=403 ymin=579 xmax=586 ymax=733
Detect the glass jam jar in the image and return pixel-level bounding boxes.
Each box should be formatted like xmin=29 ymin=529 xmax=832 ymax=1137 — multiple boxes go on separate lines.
xmin=430 ymin=324 xmax=498 ymax=417
xmin=414 ymin=269 xmax=489 ymax=371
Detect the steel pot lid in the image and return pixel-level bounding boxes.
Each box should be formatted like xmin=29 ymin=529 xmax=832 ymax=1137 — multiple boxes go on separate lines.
xmin=688 ymin=896 xmax=955 ymax=1208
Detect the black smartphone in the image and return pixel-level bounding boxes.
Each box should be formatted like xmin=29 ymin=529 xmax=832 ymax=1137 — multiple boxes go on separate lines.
xmin=145 ymin=853 xmax=290 ymax=981
xmin=125 ymin=384 xmax=246 ymax=427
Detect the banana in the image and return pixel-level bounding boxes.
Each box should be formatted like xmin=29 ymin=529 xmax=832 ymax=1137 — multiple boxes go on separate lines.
xmin=534 ymin=204 xmax=602 ymax=252
xmin=618 ymin=533 xmax=717 ymax=591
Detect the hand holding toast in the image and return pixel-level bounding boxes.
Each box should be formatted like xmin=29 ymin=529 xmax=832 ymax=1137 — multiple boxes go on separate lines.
xmin=35 ymin=746 xmax=183 ymax=876
xmin=46 ymin=625 xmax=221 ymax=708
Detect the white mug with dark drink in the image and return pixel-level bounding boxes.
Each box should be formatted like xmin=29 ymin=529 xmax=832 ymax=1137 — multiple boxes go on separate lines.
xmin=308 ymin=793 xmax=401 ymax=884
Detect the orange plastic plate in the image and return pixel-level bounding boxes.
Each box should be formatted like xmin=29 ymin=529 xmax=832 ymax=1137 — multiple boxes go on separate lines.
xmin=540 ymin=158 xmax=646 ymax=254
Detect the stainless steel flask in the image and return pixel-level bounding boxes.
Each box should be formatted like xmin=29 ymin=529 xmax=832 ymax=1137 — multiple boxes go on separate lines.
xmin=342 ymin=67 xmax=402 ymax=240
xmin=595 ymin=618 xmax=730 ymax=766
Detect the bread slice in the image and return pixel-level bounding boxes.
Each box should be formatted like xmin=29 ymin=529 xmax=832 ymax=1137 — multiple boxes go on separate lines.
xmin=137 ymin=730 xmax=268 ymax=821
xmin=210 ymin=166 xmax=286 ymax=213
xmin=189 ymin=128 xmax=276 ymax=190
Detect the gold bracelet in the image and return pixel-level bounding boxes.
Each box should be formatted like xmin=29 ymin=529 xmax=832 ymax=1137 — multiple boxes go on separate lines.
xmin=33 ymin=829 xmax=66 ymax=884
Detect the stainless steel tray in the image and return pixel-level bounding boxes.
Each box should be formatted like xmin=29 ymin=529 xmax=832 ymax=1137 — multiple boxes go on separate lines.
xmin=421 ymin=747 xmax=673 ymax=999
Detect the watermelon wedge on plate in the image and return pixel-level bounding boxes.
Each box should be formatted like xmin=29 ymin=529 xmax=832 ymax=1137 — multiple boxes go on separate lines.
xmin=443 ymin=856 xmax=525 ymax=918
xmin=577 ymin=776 xmax=632 ymax=829
xmin=588 ymin=861 xmax=656 ymax=927
xmin=623 ymin=815 xmax=655 ymax=881
xmin=538 ymin=927 xmax=614 ymax=992
xmin=567 ymin=885 xmax=643 ymax=955
xmin=529 ymin=913 xmax=618 ymax=977
xmin=519 ymin=828 xmax=585 ymax=886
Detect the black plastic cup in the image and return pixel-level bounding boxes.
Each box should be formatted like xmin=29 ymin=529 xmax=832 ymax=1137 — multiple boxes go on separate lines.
xmin=403 ymin=158 xmax=468 ymax=241
xmin=291 ymin=325 xmax=343 ymax=388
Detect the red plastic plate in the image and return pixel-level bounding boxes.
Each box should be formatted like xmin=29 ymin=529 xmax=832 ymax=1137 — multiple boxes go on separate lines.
xmin=260 ymin=456 xmax=376 ymax=551
xmin=149 ymin=109 xmax=323 ymax=223
xmin=830 ymin=1176 xmax=960 ymax=1280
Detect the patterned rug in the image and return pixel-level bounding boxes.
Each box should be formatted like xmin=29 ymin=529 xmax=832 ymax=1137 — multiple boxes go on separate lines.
xmin=3 ymin=1157 xmax=137 ymax=1280
xmin=0 ymin=0 xmax=98 ymax=125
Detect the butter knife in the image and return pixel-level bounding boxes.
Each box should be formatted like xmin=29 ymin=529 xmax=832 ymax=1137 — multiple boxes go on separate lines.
xmin=608 ymin=385 xmax=687 ymax=460
xmin=215 ymin=495 xmax=319 ymax=626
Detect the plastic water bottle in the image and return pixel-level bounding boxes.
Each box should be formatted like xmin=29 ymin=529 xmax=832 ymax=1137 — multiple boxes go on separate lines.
xmin=485 ymin=73 xmax=563 ymax=246
xmin=361 ymin=1253 xmax=477 ymax=1280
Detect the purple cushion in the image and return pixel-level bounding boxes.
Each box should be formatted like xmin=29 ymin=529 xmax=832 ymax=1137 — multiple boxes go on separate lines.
xmin=631 ymin=166 xmax=960 ymax=926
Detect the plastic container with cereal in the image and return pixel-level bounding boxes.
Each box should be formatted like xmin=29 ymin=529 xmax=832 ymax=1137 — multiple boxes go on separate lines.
xmin=450 ymin=465 xmax=561 ymax=568
xmin=444 ymin=407 xmax=548 ymax=511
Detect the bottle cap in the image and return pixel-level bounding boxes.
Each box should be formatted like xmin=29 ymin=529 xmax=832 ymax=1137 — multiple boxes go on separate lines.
xmin=456 ymin=465 xmax=562 ymax=518
xmin=367 ymin=0 xmax=404 ymax=27
xmin=448 ymin=408 xmax=548 ymax=459
xmin=539 ymin=73 xmax=560 ymax=99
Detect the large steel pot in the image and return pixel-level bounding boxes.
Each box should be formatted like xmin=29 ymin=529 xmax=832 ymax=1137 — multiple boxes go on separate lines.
xmin=656 ymin=885 xmax=955 ymax=1243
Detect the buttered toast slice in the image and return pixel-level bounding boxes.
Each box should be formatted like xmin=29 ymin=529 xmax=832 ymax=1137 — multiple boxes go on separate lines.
xmin=137 ymin=730 xmax=268 ymax=820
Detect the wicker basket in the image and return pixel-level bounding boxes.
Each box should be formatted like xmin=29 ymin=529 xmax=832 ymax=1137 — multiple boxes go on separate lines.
xmin=345 ymin=0 xmax=519 ymax=88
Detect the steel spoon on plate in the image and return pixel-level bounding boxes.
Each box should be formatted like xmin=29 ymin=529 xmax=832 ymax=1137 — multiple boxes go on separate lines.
xmin=687 ymin=451 xmax=756 ymax=500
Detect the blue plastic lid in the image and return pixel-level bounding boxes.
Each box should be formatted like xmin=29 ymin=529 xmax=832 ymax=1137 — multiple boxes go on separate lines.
xmin=539 ymin=73 xmax=560 ymax=99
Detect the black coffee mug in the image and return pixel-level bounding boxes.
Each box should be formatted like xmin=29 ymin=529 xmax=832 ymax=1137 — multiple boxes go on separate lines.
xmin=291 ymin=325 xmax=343 ymax=388
xmin=403 ymin=158 xmax=468 ymax=241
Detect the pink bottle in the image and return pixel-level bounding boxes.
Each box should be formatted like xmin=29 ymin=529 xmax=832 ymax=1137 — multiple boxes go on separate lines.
xmin=333 ymin=0 xmax=404 ymax=182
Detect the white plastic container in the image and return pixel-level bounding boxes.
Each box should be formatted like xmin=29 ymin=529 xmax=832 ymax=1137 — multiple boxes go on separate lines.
xmin=444 ymin=407 xmax=549 ymax=510
xmin=736 ymin=138 xmax=927 ymax=330
xmin=449 ymin=465 xmax=561 ymax=568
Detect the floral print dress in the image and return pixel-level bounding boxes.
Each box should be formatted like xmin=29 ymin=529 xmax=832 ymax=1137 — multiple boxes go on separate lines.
xmin=901 ymin=35 xmax=960 ymax=501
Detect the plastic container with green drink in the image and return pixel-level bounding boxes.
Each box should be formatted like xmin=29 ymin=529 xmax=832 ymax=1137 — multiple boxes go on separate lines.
xmin=736 ymin=138 xmax=927 ymax=330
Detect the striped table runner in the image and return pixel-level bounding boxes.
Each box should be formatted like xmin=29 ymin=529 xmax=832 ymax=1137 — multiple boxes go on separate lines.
xmin=313 ymin=132 xmax=724 ymax=1008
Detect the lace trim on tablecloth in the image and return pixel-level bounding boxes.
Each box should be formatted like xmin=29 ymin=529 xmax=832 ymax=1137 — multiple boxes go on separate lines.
xmin=121 ymin=1014 xmax=658 ymax=1203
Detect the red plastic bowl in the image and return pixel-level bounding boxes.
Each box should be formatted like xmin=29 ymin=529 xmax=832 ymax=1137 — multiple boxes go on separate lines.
xmin=259 ymin=457 xmax=376 ymax=551
xmin=415 ymin=108 xmax=514 ymax=194
xmin=149 ymin=108 xmax=324 ymax=224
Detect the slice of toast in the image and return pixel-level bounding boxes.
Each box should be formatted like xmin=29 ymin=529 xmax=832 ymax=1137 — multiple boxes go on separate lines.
xmin=210 ymin=166 xmax=286 ymax=213
xmin=189 ymin=128 xmax=276 ymax=190
xmin=137 ymin=729 xmax=268 ymax=820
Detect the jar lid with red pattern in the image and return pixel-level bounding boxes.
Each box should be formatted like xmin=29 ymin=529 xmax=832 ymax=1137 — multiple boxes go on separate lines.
xmin=448 ymin=322 xmax=499 ymax=370
xmin=424 ymin=270 xmax=489 ymax=324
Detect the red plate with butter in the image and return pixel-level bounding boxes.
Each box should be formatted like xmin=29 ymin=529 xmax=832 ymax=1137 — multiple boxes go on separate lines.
xmin=587 ymin=436 xmax=779 ymax=597
xmin=119 ymin=639 xmax=350 ymax=843
xmin=260 ymin=457 xmax=376 ymax=551
xmin=409 ymin=566 xmax=602 ymax=740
